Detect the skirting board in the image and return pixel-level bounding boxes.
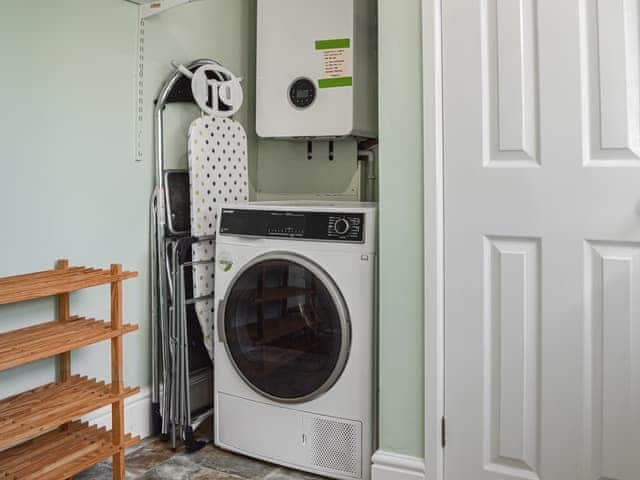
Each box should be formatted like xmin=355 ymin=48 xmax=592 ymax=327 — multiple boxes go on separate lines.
xmin=82 ymin=386 xmax=152 ymax=440
xmin=371 ymin=450 xmax=426 ymax=480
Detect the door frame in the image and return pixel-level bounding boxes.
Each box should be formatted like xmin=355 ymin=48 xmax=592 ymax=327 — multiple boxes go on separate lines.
xmin=422 ymin=0 xmax=445 ymax=479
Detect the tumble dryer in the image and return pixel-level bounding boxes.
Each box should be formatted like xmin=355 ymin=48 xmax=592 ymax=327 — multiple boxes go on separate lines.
xmin=213 ymin=201 xmax=377 ymax=480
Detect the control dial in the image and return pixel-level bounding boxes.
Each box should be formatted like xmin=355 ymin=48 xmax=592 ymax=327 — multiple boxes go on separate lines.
xmin=334 ymin=218 xmax=351 ymax=236
xmin=289 ymin=77 xmax=316 ymax=109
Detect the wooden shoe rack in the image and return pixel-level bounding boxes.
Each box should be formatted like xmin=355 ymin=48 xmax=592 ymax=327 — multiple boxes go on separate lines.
xmin=0 ymin=259 xmax=140 ymax=480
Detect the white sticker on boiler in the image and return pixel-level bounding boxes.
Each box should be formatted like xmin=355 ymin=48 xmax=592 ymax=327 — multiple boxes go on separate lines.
xmin=315 ymin=38 xmax=353 ymax=88
xmin=322 ymin=48 xmax=349 ymax=78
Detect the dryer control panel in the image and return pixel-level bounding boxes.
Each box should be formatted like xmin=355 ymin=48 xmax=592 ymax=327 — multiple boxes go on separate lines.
xmin=219 ymin=208 xmax=365 ymax=243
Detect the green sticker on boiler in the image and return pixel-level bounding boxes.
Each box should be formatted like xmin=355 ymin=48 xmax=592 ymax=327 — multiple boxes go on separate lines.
xmin=318 ymin=77 xmax=353 ymax=89
xmin=315 ymin=38 xmax=351 ymax=50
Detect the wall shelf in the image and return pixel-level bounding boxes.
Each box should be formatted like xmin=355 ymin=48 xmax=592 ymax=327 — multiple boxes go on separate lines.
xmin=0 ymin=260 xmax=139 ymax=480
xmin=125 ymin=0 xmax=199 ymax=19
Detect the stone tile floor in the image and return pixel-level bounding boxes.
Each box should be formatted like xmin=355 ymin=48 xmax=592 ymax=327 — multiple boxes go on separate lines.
xmin=75 ymin=437 xmax=327 ymax=479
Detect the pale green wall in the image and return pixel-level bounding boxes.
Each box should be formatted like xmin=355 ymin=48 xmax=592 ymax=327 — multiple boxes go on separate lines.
xmin=377 ymin=0 xmax=425 ymax=457
xmin=0 ymin=0 xmax=425 ymax=460
xmin=256 ymin=140 xmax=361 ymax=198
xmin=0 ymin=0 xmax=357 ymax=396
xmin=0 ymin=0 xmax=141 ymax=397
xmin=0 ymin=0 xmax=256 ymax=397
xmin=141 ymin=0 xmax=258 ymax=190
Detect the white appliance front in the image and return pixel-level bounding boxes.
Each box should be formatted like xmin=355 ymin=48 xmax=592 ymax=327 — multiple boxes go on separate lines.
xmin=213 ymin=204 xmax=376 ymax=480
xmin=442 ymin=0 xmax=640 ymax=478
xmin=256 ymin=0 xmax=377 ymax=139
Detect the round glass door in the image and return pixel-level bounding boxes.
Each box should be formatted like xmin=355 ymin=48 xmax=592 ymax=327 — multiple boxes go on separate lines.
xmin=221 ymin=254 xmax=350 ymax=403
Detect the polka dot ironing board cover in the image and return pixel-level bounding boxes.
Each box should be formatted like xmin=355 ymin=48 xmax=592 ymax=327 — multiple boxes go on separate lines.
xmin=188 ymin=116 xmax=249 ymax=358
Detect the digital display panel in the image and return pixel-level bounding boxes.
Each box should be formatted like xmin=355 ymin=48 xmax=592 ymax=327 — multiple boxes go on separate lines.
xmin=219 ymin=209 xmax=365 ymax=243
xmin=289 ymin=78 xmax=316 ymax=108
xmin=266 ymin=213 xmax=305 ymax=236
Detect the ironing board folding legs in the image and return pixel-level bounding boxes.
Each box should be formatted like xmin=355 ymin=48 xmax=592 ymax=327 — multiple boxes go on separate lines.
xmin=150 ymin=59 xmax=222 ymax=447
xmin=169 ymin=237 xmax=215 ymax=450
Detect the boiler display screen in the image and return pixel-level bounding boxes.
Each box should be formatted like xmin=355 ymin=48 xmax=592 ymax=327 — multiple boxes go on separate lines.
xmin=289 ymin=78 xmax=316 ymax=108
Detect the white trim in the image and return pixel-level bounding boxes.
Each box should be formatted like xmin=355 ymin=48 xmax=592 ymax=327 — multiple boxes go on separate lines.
xmin=372 ymin=450 xmax=426 ymax=480
xmin=82 ymin=386 xmax=152 ymax=440
xmin=422 ymin=0 xmax=445 ymax=479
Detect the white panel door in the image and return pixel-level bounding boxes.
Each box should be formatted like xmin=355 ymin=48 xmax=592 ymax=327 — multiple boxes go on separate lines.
xmin=443 ymin=1 xmax=640 ymax=479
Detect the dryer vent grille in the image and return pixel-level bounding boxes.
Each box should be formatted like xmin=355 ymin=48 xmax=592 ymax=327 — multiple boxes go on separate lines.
xmin=308 ymin=416 xmax=361 ymax=476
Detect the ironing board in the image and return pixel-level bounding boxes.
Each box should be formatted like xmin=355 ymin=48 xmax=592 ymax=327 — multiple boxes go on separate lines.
xmin=188 ymin=116 xmax=249 ymax=357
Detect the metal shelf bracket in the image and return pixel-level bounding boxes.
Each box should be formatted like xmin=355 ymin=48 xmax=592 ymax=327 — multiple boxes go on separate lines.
xmin=126 ymin=0 xmax=201 ymax=19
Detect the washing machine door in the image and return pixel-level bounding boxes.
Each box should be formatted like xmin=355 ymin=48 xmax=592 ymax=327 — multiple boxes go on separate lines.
xmin=219 ymin=252 xmax=351 ymax=403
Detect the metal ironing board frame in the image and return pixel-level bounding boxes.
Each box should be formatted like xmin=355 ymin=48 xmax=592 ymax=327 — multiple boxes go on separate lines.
xmin=172 ymin=242 xmax=215 ymax=450
xmin=150 ymin=58 xmax=222 ymax=450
